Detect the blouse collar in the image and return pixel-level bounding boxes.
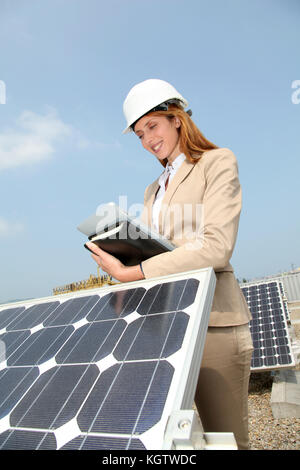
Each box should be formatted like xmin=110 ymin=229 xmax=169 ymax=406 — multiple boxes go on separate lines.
xmin=165 ymin=153 xmax=186 ymax=172
xmin=158 ymin=153 xmax=186 ymax=188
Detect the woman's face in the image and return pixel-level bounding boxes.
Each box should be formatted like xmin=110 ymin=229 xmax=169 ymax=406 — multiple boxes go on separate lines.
xmin=134 ymin=114 xmax=181 ymax=163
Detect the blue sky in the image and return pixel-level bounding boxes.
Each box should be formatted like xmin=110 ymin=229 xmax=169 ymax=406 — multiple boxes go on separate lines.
xmin=0 ymin=0 xmax=299 ymax=303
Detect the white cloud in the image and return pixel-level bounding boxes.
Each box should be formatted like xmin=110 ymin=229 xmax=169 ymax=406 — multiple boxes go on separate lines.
xmin=0 ymin=217 xmax=24 ymax=237
xmin=0 ymin=108 xmax=73 ymax=171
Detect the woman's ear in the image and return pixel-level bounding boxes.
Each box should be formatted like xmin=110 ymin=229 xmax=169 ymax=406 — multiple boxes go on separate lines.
xmin=174 ymin=117 xmax=181 ymax=128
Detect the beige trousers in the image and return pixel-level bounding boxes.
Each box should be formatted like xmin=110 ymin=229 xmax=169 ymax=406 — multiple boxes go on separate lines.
xmin=194 ymin=323 xmax=254 ymax=450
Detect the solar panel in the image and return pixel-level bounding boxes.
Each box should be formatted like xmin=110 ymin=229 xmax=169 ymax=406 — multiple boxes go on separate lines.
xmin=240 ymin=280 xmax=295 ymax=371
xmin=0 ymin=268 xmax=215 ymax=450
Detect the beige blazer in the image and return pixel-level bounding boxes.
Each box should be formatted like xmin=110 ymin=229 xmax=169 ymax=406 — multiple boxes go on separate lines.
xmin=140 ymin=147 xmax=251 ymax=327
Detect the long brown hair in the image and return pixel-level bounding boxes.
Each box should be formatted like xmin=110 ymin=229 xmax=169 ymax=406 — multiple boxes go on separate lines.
xmin=146 ymin=104 xmax=218 ymax=167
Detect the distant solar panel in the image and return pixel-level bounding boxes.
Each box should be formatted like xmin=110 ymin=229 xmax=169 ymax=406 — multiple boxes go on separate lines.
xmin=0 ymin=268 xmax=215 ymax=450
xmin=241 ymin=280 xmax=295 ymax=370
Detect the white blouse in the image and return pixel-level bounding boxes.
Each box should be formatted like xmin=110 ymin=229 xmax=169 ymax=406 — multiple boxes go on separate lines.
xmin=152 ymin=153 xmax=186 ymax=232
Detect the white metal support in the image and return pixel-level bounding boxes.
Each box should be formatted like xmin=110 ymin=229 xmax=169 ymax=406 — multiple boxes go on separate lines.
xmin=163 ymin=410 xmax=237 ymax=450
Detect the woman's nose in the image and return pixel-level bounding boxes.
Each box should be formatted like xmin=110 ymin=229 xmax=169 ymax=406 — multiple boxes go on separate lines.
xmin=144 ymin=132 xmax=153 ymax=147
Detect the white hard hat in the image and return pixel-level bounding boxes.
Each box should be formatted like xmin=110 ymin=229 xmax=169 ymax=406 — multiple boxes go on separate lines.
xmin=122 ymin=78 xmax=188 ymax=134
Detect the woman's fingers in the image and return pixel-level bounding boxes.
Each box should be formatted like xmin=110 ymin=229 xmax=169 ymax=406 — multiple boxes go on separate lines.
xmin=91 ymin=253 xmax=101 ymax=264
xmin=86 ymin=242 xmax=102 ymax=256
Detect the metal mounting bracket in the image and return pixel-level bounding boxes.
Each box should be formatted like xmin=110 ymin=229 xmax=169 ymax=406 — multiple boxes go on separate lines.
xmin=163 ymin=410 xmax=237 ymax=450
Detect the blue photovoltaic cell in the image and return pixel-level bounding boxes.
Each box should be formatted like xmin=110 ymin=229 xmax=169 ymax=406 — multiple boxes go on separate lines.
xmin=0 ymin=330 xmax=31 ymax=360
xmin=86 ymin=287 xmax=146 ymax=321
xmin=241 ymin=281 xmax=294 ymax=370
xmin=113 ymin=312 xmax=189 ymax=361
xmin=0 ymin=429 xmax=56 ymax=450
xmin=10 ymin=364 xmax=100 ymax=430
xmin=6 ymin=301 xmax=60 ymax=331
xmin=7 ymin=326 xmax=74 ymax=366
xmin=43 ymin=295 xmax=99 ymax=326
xmin=77 ymin=360 xmax=173 ymax=435
xmin=0 ymin=275 xmax=205 ymax=450
xmin=0 ymin=307 xmax=26 ymax=330
xmin=0 ymin=367 xmax=39 ymax=418
xmin=56 ymin=320 xmax=127 ymax=364
xmin=60 ymin=434 xmax=145 ymax=450
xmin=137 ymin=279 xmax=199 ymax=315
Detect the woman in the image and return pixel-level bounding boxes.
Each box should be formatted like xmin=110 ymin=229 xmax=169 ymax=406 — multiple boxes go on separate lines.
xmin=87 ymin=79 xmax=253 ymax=450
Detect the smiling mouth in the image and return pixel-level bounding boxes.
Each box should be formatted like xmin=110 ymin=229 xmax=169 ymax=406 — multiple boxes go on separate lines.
xmin=152 ymin=141 xmax=163 ymax=153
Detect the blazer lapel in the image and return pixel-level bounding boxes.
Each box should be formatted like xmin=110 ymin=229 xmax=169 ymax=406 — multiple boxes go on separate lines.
xmin=158 ymin=158 xmax=195 ymax=232
xmin=144 ymin=179 xmax=159 ymax=227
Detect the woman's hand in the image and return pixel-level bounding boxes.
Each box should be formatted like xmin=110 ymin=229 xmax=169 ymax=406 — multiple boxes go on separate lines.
xmin=86 ymin=242 xmax=145 ymax=283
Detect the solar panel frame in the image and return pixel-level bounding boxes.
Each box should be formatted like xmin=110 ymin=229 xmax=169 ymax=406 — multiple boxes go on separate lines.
xmin=277 ymin=280 xmax=291 ymax=322
xmin=0 ymin=267 xmax=216 ymax=450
